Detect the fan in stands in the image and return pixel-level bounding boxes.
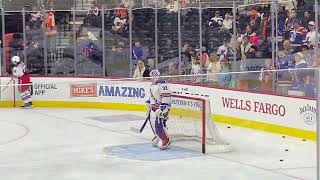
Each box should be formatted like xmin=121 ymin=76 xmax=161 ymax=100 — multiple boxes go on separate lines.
xmin=11 ymin=56 xmax=33 ymax=109
xmin=147 ymin=69 xmax=172 ymax=150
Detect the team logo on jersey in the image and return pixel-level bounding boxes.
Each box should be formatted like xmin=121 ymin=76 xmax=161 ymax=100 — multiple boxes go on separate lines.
xmin=299 ymin=104 xmax=316 ymax=126
xmin=71 ymin=83 xmax=97 ymax=97
xmin=99 ymin=86 xmax=145 ymax=98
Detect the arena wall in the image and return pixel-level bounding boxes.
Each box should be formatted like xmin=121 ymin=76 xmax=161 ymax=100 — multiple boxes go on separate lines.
xmin=0 ymin=77 xmax=316 ymax=140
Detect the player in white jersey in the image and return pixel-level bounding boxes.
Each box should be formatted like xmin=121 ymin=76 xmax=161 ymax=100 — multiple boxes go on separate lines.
xmin=146 ymin=70 xmax=172 ymax=150
xmin=11 ymin=56 xmax=33 ymax=108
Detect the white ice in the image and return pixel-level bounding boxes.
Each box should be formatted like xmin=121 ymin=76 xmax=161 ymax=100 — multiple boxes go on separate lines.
xmin=0 ymin=108 xmax=316 ymax=180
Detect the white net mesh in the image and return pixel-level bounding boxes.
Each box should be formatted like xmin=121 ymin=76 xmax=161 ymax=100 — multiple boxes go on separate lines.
xmin=168 ymin=94 xmax=232 ymax=153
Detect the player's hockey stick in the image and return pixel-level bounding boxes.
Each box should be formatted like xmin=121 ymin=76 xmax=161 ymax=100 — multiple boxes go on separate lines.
xmin=130 ymin=110 xmax=150 ymax=133
xmin=1 ymin=79 xmax=13 ymax=92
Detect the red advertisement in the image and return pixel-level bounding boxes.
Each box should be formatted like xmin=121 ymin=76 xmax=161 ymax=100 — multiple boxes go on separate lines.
xmin=70 ymin=83 xmax=97 ymax=97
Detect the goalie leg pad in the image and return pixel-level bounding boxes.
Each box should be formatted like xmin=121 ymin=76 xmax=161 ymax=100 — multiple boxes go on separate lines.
xmin=155 ymin=117 xmax=169 ymax=143
xmin=150 ymin=111 xmax=169 ymax=148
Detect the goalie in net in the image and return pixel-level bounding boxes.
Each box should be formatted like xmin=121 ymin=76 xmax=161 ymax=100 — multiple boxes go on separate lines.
xmin=140 ymin=71 xmax=231 ymax=153
xmin=147 ymin=69 xmax=172 ymax=150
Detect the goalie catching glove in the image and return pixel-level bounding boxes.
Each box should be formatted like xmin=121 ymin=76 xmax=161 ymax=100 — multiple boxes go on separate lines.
xmin=155 ymin=104 xmax=170 ymax=119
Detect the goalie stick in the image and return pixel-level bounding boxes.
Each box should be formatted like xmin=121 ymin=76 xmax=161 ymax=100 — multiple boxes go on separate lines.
xmin=130 ymin=110 xmax=151 ymax=133
xmin=130 ymin=111 xmax=156 ymax=141
xmin=130 ymin=86 xmax=157 ymax=143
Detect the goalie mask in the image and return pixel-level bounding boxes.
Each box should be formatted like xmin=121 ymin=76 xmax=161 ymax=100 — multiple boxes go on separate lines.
xmin=11 ymin=56 xmax=21 ymax=65
xmin=149 ymin=69 xmax=160 ymax=82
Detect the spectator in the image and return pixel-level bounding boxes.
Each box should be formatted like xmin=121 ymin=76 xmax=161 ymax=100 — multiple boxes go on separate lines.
xmin=167 ymin=0 xmax=179 ymax=13
xmin=222 ymin=13 xmax=233 ymax=31
xmin=278 ymin=50 xmax=294 ymax=69
xmin=260 ymin=13 xmax=271 ymax=42
xmin=112 ymin=41 xmax=124 ymax=53
xmin=244 ymin=25 xmax=259 ymax=46
xmin=84 ymin=1 xmax=99 ymax=26
xmin=291 ymin=52 xmax=307 ymax=90
xmin=193 ymin=47 xmax=209 ymax=67
xmin=112 ymin=5 xmax=128 ymax=33
xmin=42 ymin=8 xmax=56 ymax=52
xmin=181 ymin=43 xmax=193 ymax=62
xmin=143 ymin=59 xmax=155 ymax=77
xmin=249 ymin=9 xmax=261 ymax=33
xmin=277 ymin=5 xmax=287 ymax=36
xmin=289 ymin=21 xmax=307 ymax=46
xmin=30 ymin=6 xmax=43 ymax=28
xmin=209 ymin=11 xmax=223 ymax=28
xmin=306 ymin=21 xmax=319 ymax=48
xmin=282 ymin=39 xmax=294 ymax=54
xmin=42 ymin=8 xmax=56 ymax=35
xmin=132 ymin=41 xmax=144 ymax=65
xmin=236 ymin=29 xmax=244 ymax=44
xmin=87 ymin=1 xmax=99 ymax=16
xmin=78 ymin=27 xmax=94 ymax=57
xmin=206 ymin=51 xmax=221 ymax=83
xmin=240 ymin=35 xmax=255 ymax=60
xmin=294 ymin=52 xmax=307 ymax=69
xmin=168 ymin=62 xmax=178 ymax=75
xmin=285 ymin=9 xmax=300 ymax=32
xmin=259 ymin=59 xmax=273 ymax=91
xmin=301 ymin=45 xmax=313 ymax=67
xmin=277 ymin=50 xmax=294 ymax=81
xmin=179 ymin=0 xmax=191 ymax=16
xmin=217 ymin=39 xmax=229 ymax=61
xmin=282 ymin=0 xmax=298 ymax=12
xmin=133 ymin=60 xmax=146 ymax=79
xmin=218 ymin=59 xmax=231 ymax=87
xmin=191 ymin=58 xmax=201 ymax=83
xmin=301 ymin=12 xmax=312 ymax=28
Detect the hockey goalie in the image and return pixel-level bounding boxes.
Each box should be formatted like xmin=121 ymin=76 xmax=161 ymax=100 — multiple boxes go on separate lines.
xmin=11 ymin=56 xmax=33 ymax=108
xmin=147 ymin=70 xmax=172 ymax=150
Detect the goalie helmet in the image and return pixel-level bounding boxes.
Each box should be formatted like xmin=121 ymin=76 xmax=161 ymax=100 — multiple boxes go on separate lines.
xmin=150 ymin=69 xmax=160 ymax=77
xmin=11 ymin=56 xmax=21 ymax=65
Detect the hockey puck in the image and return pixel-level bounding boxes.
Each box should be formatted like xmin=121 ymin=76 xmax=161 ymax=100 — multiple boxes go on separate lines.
xmin=285 ymin=149 xmax=288 ymax=152
xmin=302 ymin=139 xmax=306 ymax=141
xmin=280 ymin=159 xmax=284 ymax=162
xmin=227 ymin=127 xmax=231 ymax=129
xmin=282 ymin=136 xmax=286 ymax=138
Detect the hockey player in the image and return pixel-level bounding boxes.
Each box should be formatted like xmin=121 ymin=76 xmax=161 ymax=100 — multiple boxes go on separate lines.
xmin=11 ymin=56 xmax=33 ymax=108
xmin=146 ymin=70 xmax=172 ymax=150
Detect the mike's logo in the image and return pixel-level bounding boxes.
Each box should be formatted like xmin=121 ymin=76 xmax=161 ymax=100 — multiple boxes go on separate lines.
xmin=70 ymin=83 xmax=97 ymax=97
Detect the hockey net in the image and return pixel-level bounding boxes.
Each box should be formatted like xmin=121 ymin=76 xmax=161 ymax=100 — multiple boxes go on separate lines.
xmin=159 ymin=94 xmax=231 ymax=154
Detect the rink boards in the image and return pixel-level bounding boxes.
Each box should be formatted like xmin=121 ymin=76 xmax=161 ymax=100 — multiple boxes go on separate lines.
xmin=0 ymin=76 xmax=316 ymax=140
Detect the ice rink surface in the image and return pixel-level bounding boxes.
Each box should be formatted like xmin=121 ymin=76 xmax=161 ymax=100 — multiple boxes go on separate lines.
xmin=0 ymin=108 xmax=316 ymax=180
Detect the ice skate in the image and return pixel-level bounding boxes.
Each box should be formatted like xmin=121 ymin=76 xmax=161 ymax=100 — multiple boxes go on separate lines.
xmin=159 ymin=139 xmax=171 ymax=150
xmin=22 ymin=102 xmax=33 ymax=109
